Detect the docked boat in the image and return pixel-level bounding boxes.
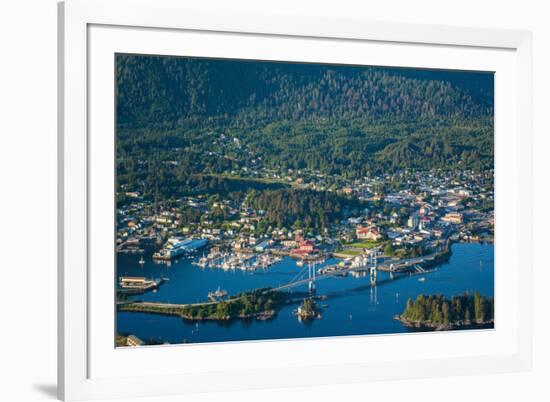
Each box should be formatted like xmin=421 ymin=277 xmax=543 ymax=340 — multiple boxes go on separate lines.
xmin=208 ymin=287 xmax=228 ymax=301
xmin=118 ymin=276 xmax=165 ymax=294
xmin=193 ymin=256 xmax=209 ymax=268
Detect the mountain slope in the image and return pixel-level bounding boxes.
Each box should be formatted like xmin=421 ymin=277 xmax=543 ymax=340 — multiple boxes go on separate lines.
xmin=116 ymin=55 xmax=493 ymax=128
xmin=115 ymin=54 xmax=494 ymax=176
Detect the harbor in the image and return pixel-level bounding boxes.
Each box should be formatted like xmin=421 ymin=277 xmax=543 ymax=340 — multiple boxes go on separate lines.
xmin=116 ymin=242 xmax=494 ymax=345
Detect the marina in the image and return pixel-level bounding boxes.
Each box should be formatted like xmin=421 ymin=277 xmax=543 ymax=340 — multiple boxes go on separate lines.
xmin=192 ymin=249 xmax=283 ymax=271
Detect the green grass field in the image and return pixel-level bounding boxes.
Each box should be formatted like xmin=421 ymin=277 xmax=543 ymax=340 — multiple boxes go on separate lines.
xmin=345 ymin=240 xmax=380 ymax=249
xmin=335 ymin=249 xmax=362 ymax=256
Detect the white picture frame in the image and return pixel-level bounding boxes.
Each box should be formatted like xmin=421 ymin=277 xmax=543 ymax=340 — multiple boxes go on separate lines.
xmin=58 ymin=0 xmax=533 ymax=400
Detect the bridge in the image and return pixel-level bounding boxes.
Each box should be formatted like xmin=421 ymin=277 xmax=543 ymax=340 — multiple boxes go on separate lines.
xmin=269 ymin=248 xmax=446 ymax=293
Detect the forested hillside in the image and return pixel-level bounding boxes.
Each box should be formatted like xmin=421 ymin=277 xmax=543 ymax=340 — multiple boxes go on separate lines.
xmin=116 ymin=54 xmax=494 ymax=185
xmin=117 ymin=55 xmax=493 ymax=127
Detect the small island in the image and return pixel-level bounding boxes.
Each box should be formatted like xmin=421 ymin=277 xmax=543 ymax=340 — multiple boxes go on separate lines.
xmin=295 ymin=298 xmax=321 ymax=321
xmin=395 ymin=293 xmax=494 ymax=331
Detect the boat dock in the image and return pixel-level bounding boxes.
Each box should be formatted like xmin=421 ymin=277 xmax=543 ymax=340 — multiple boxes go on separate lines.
xmin=117 ymin=276 xmax=167 ymax=295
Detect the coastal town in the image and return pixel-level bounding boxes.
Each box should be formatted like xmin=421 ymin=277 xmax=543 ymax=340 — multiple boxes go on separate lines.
xmin=117 ymin=165 xmax=494 ymax=271
xmin=116 ymin=163 xmax=494 ymax=346
xmin=115 ymin=56 xmax=495 ymax=346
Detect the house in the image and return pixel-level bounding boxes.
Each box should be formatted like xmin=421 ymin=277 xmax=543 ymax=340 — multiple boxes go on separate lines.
xmin=155 ymin=216 xmax=172 ymax=224
xmin=433 ymin=228 xmax=444 ymax=238
xmin=386 ymin=230 xmax=401 ymax=240
xmin=232 ymin=240 xmax=246 ymax=250
xmin=407 ymin=214 xmax=419 ymax=229
xmin=442 ymin=212 xmax=463 ymax=224
xmin=419 ymin=203 xmax=434 ymax=215
xmin=282 ymin=239 xmax=297 ymax=248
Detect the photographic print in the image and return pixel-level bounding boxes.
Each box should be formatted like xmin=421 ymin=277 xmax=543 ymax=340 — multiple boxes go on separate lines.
xmin=115 ymin=55 xmax=494 ymax=347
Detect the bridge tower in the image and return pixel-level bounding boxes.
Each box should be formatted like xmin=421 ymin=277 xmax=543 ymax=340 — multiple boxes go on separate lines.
xmin=308 ymin=262 xmax=316 ymax=293
xmin=370 ymin=249 xmax=377 ymax=284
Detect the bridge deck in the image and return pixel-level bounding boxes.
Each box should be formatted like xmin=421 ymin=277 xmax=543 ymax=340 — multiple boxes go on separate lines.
xmin=270 ymin=251 xmax=443 ymax=291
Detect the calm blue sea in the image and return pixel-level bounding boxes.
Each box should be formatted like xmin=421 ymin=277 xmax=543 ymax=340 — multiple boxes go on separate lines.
xmin=116 ymin=242 xmax=494 ymax=345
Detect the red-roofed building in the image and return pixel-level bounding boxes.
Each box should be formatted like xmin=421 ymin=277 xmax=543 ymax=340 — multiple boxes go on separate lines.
xmin=356 ymin=226 xmax=382 ymax=241
xmin=291 ymin=240 xmax=317 ymax=256
xmin=298 ymin=240 xmax=315 ymax=252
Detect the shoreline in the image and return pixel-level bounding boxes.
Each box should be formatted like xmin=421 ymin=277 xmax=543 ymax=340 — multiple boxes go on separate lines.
xmin=117 ymin=289 xmax=310 ymax=322
xmin=394 ymin=315 xmax=494 ymax=331
xmin=119 ymin=303 xmax=278 ymax=322
xmin=117 ymin=243 xmax=493 ymax=338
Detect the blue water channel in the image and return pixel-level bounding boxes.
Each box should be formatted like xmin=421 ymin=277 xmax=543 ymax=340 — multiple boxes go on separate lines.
xmin=116 ymin=242 xmax=494 ymax=345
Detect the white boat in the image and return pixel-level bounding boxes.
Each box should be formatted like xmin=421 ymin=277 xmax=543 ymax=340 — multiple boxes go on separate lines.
xmin=208 ymin=287 xmax=228 ymax=301
xmin=118 ymin=276 xmax=164 ymax=293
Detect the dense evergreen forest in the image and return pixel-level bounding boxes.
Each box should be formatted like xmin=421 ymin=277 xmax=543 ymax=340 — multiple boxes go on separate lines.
xmin=248 ymin=188 xmax=364 ymax=230
xmin=116 ymin=54 xmax=494 ymax=202
xmin=400 ymin=293 xmax=494 ymax=328
xmin=117 ymin=56 xmax=493 ymax=126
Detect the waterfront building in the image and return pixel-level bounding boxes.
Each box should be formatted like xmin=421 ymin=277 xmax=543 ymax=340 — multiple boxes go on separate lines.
xmin=255 ymin=240 xmax=270 ymax=252
xmin=298 ymin=240 xmax=315 ymax=253
xmin=282 ymin=239 xmax=297 ymax=248
xmin=291 ymin=240 xmax=317 ymax=256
